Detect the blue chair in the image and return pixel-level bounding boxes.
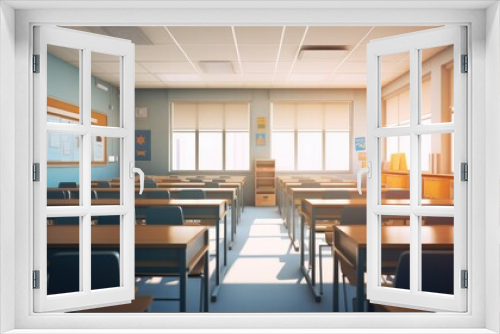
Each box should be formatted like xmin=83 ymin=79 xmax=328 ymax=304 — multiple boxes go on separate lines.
xmin=145 ymin=190 xmax=170 ymax=199
xmin=53 ymin=216 xmax=80 ymax=225
xmin=423 ymin=216 xmax=454 ymax=225
xmin=58 ymin=182 xmax=78 ymax=188
xmin=144 ymin=180 xmax=158 ymax=188
xmin=95 ymin=181 xmax=111 ymax=188
xmin=145 ymin=206 xmax=184 ymax=225
xmin=68 ymin=190 xmax=98 ymax=199
xmin=205 ymin=182 xmax=219 ymax=188
xmin=47 ymin=190 xmax=68 ymax=199
xmin=48 ymin=251 xmax=120 ymax=294
xmin=175 ymin=189 xmax=206 ymax=199
xmin=98 ymin=215 xmax=120 ymax=225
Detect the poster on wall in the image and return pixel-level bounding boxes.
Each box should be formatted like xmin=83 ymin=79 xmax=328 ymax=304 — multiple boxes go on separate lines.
xmin=256 ymin=117 xmax=267 ymax=146
xmin=256 ymin=133 xmax=266 ymax=146
xmin=135 ymin=130 xmax=151 ymax=161
xmin=355 ymin=137 xmax=366 ymax=151
xmin=256 ymin=117 xmax=267 ymax=132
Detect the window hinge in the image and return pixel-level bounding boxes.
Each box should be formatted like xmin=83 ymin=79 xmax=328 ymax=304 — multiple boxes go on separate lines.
xmin=461 ymin=54 xmax=468 ymax=73
xmin=33 ymin=163 xmax=40 ymax=182
xmin=33 ymin=54 xmax=40 ymax=73
xmin=461 ymin=270 xmax=468 ymax=289
xmin=33 ymin=270 xmax=40 ymax=289
xmin=461 ymin=162 xmax=468 ymax=181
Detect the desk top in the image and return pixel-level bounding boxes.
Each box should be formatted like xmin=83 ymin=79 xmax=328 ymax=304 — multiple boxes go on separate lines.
xmin=52 ymin=187 xmax=236 ymax=196
xmin=47 ymin=225 xmax=208 ymax=248
xmin=335 ymin=225 xmax=453 ymax=249
xmin=304 ymin=198 xmax=454 ymax=207
xmin=47 ymin=198 xmax=227 ymax=207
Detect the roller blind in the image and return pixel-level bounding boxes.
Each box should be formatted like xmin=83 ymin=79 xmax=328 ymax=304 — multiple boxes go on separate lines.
xmin=172 ymin=103 xmax=197 ymax=130
xmin=325 ymin=102 xmax=350 ymax=131
xmin=272 ymin=103 xmax=295 ymax=130
xmin=198 ymin=103 xmax=224 ymax=130
xmin=297 ymin=103 xmax=323 ymax=130
xmin=225 ymin=103 xmax=249 ymax=130
xmin=399 ymin=88 xmax=411 ymax=123
xmin=385 ymin=96 xmax=399 ymax=126
xmin=421 ymin=78 xmax=432 ymax=118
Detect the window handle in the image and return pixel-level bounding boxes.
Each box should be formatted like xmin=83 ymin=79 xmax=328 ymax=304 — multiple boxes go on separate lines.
xmin=129 ymin=162 xmax=144 ymax=195
xmin=357 ymin=162 xmax=371 ymax=195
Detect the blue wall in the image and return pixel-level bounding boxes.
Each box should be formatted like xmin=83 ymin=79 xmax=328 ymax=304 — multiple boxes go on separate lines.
xmin=47 ymin=53 xmax=121 ymax=187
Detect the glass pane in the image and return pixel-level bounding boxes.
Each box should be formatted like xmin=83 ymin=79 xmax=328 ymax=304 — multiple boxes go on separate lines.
xmin=325 ymin=131 xmax=349 ymax=171
xmin=226 ymin=132 xmax=249 ymax=170
xmin=91 ymin=137 xmax=121 ymax=204
xmin=272 ymin=131 xmax=294 ymax=171
xmin=47 ymin=45 xmax=80 ymax=124
xmin=47 ymin=219 xmax=81 ymax=295
xmin=420 ymin=133 xmax=454 ymax=205
xmin=420 ymin=45 xmax=454 ymax=124
xmin=379 ymin=216 xmax=410 ymax=290
xmin=172 ymin=132 xmax=195 ymax=170
xmin=47 ymin=133 xmax=81 ymax=205
xmin=91 ymin=52 xmax=121 ymax=127
xmin=91 ymin=218 xmax=121 ymax=290
xmin=421 ymin=216 xmax=454 ymax=295
xmin=380 ymin=51 xmax=410 ymax=128
xmin=380 ymin=136 xmax=410 ymax=203
xmin=297 ymin=131 xmax=322 ymax=171
xmin=199 ymin=131 xmax=223 ymax=170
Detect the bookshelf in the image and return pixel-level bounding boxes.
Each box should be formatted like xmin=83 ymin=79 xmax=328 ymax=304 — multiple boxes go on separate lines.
xmin=255 ymin=159 xmax=276 ymax=206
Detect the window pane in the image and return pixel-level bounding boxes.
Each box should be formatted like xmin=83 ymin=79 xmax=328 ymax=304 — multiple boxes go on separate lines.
xmin=92 ymin=137 xmax=121 ymax=204
xmin=199 ymin=132 xmax=223 ymax=170
xmin=91 ymin=52 xmax=121 ymax=127
xmin=272 ymin=132 xmax=294 ymax=171
xmin=298 ymin=131 xmax=322 ymax=171
xmin=172 ymin=132 xmax=195 ymax=170
xmin=381 ymin=136 xmax=410 ymax=203
xmin=381 ymin=51 xmax=410 ymax=127
xmin=420 ymin=45 xmax=454 ymax=124
xmin=379 ymin=217 xmax=410 ymax=291
xmin=91 ymin=219 xmax=121 ymax=291
xmin=325 ymin=132 xmax=349 ymax=171
xmin=226 ymin=132 xmax=249 ymax=170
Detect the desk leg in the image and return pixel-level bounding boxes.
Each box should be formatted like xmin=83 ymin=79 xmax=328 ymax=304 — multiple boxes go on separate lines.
xmin=224 ymin=215 xmax=228 ymax=266
xmin=299 ymin=213 xmax=321 ymax=302
xmin=291 ymin=202 xmax=299 ymax=251
xmin=230 ymin=200 xmax=237 ymax=248
xmin=333 ymin=248 xmax=339 ymax=312
xmin=204 ymin=252 xmax=209 ymax=312
xmin=211 ymin=219 xmax=221 ymax=302
xmin=241 ymin=187 xmax=244 ymax=212
xmin=355 ymin=248 xmax=366 ymax=312
xmin=180 ymin=253 xmax=187 ymax=312
xmin=228 ymin=202 xmax=234 ymax=250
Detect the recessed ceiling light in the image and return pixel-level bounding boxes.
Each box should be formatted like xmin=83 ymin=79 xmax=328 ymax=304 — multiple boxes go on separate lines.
xmin=199 ymin=61 xmax=235 ymax=74
xmin=299 ymin=46 xmax=350 ymax=61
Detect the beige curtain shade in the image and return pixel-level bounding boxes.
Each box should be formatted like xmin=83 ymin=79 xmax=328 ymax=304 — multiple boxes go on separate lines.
xmin=272 ymin=103 xmax=295 ymax=130
xmin=324 ymin=102 xmax=350 ymax=131
xmin=172 ymin=103 xmax=197 ymax=130
xmin=198 ymin=103 xmax=224 ymax=130
xmin=297 ymin=103 xmax=323 ymax=130
xmin=172 ymin=102 xmax=249 ymax=130
xmin=273 ymin=102 xmax=350 ymax=131
xmin=225 ymin=103 xmax=250 ymax=130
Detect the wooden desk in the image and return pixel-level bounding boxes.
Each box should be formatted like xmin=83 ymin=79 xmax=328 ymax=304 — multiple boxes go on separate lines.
xmin=333 ymin=225 xmax=454 ymax=312
xmin=47 ymin=198 xmax=228 ymax=302
xmin=299 ymin=198 xmax=453 ymax=302
xmin=47 ymin=225 xmax=209 ymax=312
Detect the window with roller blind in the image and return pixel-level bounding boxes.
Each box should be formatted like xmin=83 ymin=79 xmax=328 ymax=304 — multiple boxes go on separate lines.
xmin=171 ymin=102 xmax=250 ymax=171
xmin=271 ymin=102 xmax=351 ymax=171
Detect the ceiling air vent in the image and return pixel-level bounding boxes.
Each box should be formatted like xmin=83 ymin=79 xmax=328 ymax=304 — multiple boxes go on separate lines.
xmin=298 ymin=46 xmax=350 ymax=61
xmin=199 ymin=61 xmax=235 ymax=74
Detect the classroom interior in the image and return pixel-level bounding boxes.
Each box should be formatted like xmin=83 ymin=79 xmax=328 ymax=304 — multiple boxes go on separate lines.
xmin=45 ymin=26 xmax=455 ymax=313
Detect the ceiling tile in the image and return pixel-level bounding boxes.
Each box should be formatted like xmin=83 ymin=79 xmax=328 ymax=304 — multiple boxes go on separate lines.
xmin=157 ymin=73 xmax=202 ymax=82
xmin=182 ymin=44 xmax=238 ymax=61
xmin=336 ymin=62 xmax=366 ymax=74
xmin=168 ymin=27 xmax=234 ymax=44
xmin=234 ymin=27 xmax=282 ymax=44
xmin=282 ymin=26 xmax=307 ymax=44
xmin=140 ymin=26 xmax=174 ymax=45
xmin=239 ymin=44 xmax=279 ymax=62
xmin=135 ymin=73 xmax=161 ymax=82
xmin=140 ymin=62 xmax=197 ymax=74
xmin=91 ymin=52 xmax=121 ymax=62
xmin=94 ymin=74 xmax=120 ymax=85
xmin=135 ymin=63 xmax=149 ymax=73
xmin=278 ymin=44 xmax=300 ymax=61
xmin=275 ymin=62 xmax=294 ymax=73
xmin=48 ymin=45 xmax=80 ymax=62
xmin=304 ymin=26 xmax=372 ymax=46
xmin=242 ymin=62 xmax=275 ymax=74
xmin=135 ymin=82 xmax=168 ymax=88
xmin=293 ymin=61 xmax=339 ymax=74
xmin=135 ymin=45 xmax=187 ymax=62
xmin=344 ymin=44 xmax=367 ymax=61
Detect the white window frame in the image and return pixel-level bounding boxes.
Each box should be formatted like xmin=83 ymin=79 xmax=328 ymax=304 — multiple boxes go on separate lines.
xmin=169 ymin=101 xmax=250 ymax=172
xmin=270 ymin=101 xmax=352 ymax=172
xmin=3 ymin=3 xmax=496 ymax=333
xmin=33 ymin=25 xmax=136 ymax=313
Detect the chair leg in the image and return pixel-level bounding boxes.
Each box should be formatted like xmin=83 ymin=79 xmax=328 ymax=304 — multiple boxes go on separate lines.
xmin=318 ymin=244 xmax=330 ymax=295
xmin=342 ymin=275 xmax=349 ymax=312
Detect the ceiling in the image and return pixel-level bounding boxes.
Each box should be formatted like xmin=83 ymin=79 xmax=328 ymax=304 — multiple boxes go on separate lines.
xmin=51 ymin=26 xmax=445 ymax=89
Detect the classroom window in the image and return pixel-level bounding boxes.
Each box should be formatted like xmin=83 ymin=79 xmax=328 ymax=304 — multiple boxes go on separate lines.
xmin=271 ymin=102 xmax=351 ymax=171
xmin=171 ymin=102 xmax=250 ymax=171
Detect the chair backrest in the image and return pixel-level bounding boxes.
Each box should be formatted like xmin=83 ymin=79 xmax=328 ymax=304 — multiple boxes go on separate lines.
xmin=53 ymin=217 xmax=80 ymax=225
xmin=322 ymin=190 xmax=352 ymax=199
xmin=58 ymin=181 xmax=78 ymax=188
xmin=97 ymin=191 xmax=120 ymax=199
xmin=68 ymin=190 xmax=98 ymax=199
xmin=382 ymin=189 xmax=410 ymax=199
xmin=95 ymin=181 xmax=111 ymax=188
xmin=175 ymin=189 xmax=206 ymax=199
xmin=47 ymin=190 xmax=67 ymax=199
xmin=145 ymin=190 xmax=170 ymax=199
xmin=423 ymin=216 xmax=454 ymax=225
xmin=205 ymin=182 xmax=219 ymax=188
xmin=145 ymin=206 xmax=184 ymax=225
xmin=211 ymin=178 xmax=225 ymax=183
xmin=48 ymin=251 xmax=120 ymax=294
xmin=98 ymin=215 xmax=120 ymax=225
xmin=393 ymin=251 xmax=454 ymax=295
xmin=340 ymin=206 xmax=367 ymax=225
xmin=144 ymin=180 xmax=158 ymax=188
xmin=189 ymin=179 xmax=203 ymax=183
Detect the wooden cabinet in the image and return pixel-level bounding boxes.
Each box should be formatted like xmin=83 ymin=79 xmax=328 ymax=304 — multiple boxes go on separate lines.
xmin=255 ymin=159 xmax=276 ymax=206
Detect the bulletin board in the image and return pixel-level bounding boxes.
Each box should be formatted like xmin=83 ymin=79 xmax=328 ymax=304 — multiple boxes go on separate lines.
xmin=47 ymin=97 xmax=108 ymax=166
